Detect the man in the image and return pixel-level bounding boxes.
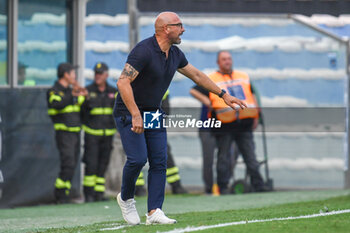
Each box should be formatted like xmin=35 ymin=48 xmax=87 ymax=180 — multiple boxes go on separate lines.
xmin=81 ymin=62 xmax=118 ymax=202
xmin=191 ymin=82 xmax=262 ymax=194
xmin=114 ymin=12 xmax=246 ymax=225
xmin=206 ymin=51 xmax=266 ymax=194
xmin=47 ymin=63 xmax=87 ymax=203
xmin=18 ymin=62 xmax=35 ymax=86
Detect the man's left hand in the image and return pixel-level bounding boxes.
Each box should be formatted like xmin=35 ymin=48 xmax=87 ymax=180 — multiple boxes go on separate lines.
xmin=222 ymin=93 xmax=247 ymax=110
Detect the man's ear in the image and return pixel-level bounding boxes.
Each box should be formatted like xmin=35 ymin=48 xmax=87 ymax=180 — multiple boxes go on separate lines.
xmin=164 ymin=25 xmax=170 ymax=34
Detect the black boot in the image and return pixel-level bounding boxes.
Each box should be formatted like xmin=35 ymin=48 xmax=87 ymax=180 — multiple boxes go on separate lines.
xmin=135 ymin=186 xmax=147 ymax=196
xmin=95 ymin=192 xmax=109 ymax=202
xmin=55 ymin=188 xmax=70 ymax=204
xmin=84 ymin=186 xmax=95 ymax=203
xmin=218 ymin=185 xmax=230 ymax=195
xmin=171 ymin=181 xmax=188 ymax=194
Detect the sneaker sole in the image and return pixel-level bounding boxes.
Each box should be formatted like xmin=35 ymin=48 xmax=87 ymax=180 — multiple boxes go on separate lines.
xmin=145 ymin=220 xmax=177 ymax=225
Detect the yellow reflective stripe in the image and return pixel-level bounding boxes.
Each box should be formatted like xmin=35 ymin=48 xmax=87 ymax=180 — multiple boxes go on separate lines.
xmin=167 ymin=174 xmax=180 ymax=184
xmin=162 ymin=89 xmax=170 ymax=101
xmin=49 ymin=94 xmax=62 ymax=104
xmin=136 ymin=178 xmax=145 ymax=186
xmin=55 ymin=178 xmax=71 ymax=189
xmin=94 ymin=185 xmax=105 ymax=192
xmin=96 ymin=177 xmax=105 ymax=184
xmin=78 ymin=96 xmax=85 ymax=105
xmin=90 ymin=107 xmax=113 ymax=115
xmin=83 ymin=125 xmax=116 ymax=136
xmin=82 ymin=125 xmax=104 ymax=136
xmin=83 ymin=175 xmax=96 ymax=187
xmin=114 ymin=92 xmax=118 ymax=98
xmin=166 ymin=166 xmax=179 ymax=176
xmin=48 ymin=105 xmax=80 ymax=115
xmin=54 ymin=123 xmax=81 ymax=132
xmin=66 ymin=181 xmax=71 ymax=189
xmin=136 ymin=172 xmax=145 ymax=186
xmin=105 ymin=128 xmax=117 ymax=136
xmin=55 ymin=178 xmax=66 ymax=189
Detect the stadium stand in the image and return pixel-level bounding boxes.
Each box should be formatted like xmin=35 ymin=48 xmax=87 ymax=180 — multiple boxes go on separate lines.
xmin=0 ymin=13 xmax=348 ymax=189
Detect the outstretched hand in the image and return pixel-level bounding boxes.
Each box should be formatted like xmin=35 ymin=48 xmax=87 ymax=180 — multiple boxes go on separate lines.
xmin=222 ymin=93 xmax=247 ymax=110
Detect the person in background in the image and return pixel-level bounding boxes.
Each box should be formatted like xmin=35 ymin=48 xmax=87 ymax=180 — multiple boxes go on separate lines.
xmin=135 ymin=90 xmax=188 ymax=196
xmin=47 ymin=63 xmax=87 ymax=204
xmin=81 ymin=62 xmax=118 ymax=202
xmin=191 ymin=82 xmax=262 ymax=195
xmin=18 ymin=62 xmax=36 ymax=86
xmin=207 ymin=51 xmax=267 ymax=194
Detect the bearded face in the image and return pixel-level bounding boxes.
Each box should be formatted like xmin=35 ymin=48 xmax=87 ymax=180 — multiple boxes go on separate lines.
xmin=167 ymin=22 xmax=185 ymax=45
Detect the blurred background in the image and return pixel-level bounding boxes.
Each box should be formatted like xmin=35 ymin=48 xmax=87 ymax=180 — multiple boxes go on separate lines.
xmin=0 ymin=0 xmax=350 ymax=208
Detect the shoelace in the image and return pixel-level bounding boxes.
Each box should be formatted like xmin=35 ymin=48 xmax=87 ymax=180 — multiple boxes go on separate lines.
xmin=123 ymin=199 xmax=137 ymax=214
xmin=151 ymin=210 xmax=167 ymax=222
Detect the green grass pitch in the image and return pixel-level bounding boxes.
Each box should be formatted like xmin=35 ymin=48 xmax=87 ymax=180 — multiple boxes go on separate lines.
xmin=1 ymin=189 xmax=350 ymax=233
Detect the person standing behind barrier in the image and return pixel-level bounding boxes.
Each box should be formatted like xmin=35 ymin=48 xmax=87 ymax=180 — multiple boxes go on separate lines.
xmin=190 ymin=85 xmax=216 ymax=194
xmin=208 ymin=51 xmax=266 ymax=194
xmin=81 ymin=62 xmax=118 ymax=202
xmin=47 ymin=63 xmax=87 ymax=204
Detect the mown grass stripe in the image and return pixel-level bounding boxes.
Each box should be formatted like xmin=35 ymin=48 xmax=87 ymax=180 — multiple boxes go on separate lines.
xmin=159 ymin=209 xmax=350 ymax=233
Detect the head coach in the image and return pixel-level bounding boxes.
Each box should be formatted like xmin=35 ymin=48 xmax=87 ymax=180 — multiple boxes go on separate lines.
xmin=114 ymin=11 xmax=247 ymax=225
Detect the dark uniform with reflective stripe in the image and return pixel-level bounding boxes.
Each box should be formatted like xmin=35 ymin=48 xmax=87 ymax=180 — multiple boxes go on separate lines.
xmin=47 ymin=81 xmax=84 ymax=202
xmin=81 ymin=82 xmax=117 ymax=201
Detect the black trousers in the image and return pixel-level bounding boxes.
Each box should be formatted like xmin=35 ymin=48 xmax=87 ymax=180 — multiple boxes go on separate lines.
xmin=215 ymin=130 xmax=264 ymax=190
xmin=199 ymin=130 xmax=216 ymax=193
xmin=83 ymin=134 xmax=113 ymax=180
xmin=55 ymin=131 xmax=80 ymax=181
xmin=166 ymin=143 xmax=175 ymax=169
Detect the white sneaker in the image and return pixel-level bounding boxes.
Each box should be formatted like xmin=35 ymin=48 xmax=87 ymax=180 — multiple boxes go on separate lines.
xmin=146 ymin=208 xmax=177 ymax=225
xmin=116 ymin=193 xmax=140 ymax=225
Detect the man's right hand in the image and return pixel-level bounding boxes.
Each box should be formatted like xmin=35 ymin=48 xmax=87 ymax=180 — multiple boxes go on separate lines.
xmin=131 ymin=114 xmax=144 ymax=134
xmin=222 ymin=93 xmax=247 ymax=110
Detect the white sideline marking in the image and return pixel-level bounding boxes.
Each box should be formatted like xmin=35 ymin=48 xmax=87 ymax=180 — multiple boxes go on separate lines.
xmin=159 ymin=209 xmax=350 ymax=233
xmin=100 ymin=223 xmax=145 ymax=231
xmin=100 ymin=225 xmax=128 ymax=231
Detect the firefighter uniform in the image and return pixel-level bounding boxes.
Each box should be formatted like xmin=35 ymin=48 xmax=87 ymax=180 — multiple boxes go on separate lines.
xmin=47 ymin=81 xmax=84 ymax=203
xmin=81 ymin=82 xmax=117 ymax=201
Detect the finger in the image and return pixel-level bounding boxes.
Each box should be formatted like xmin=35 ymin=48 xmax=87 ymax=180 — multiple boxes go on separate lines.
xmin=132 ymin=127 xmax=141 ymax=134
xmin=238 ymin=102 xmax=246 ymax=109
xmin=237 ymin=100 xmax=247 ymax=109
xmin=136 ymin=126 xmax=144 ymax=134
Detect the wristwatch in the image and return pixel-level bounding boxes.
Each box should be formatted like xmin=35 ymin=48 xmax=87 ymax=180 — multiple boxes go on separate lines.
xmin=218 ymin=89 xmax=226 ymax=98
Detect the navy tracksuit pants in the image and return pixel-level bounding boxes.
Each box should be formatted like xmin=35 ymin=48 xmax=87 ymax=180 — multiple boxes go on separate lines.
xmin=115 ymin=115 xmax=167 ymax=212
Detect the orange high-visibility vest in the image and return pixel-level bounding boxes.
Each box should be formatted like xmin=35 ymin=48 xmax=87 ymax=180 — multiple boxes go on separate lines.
xmin=209 ymin=71 xmax=259 ymax=123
